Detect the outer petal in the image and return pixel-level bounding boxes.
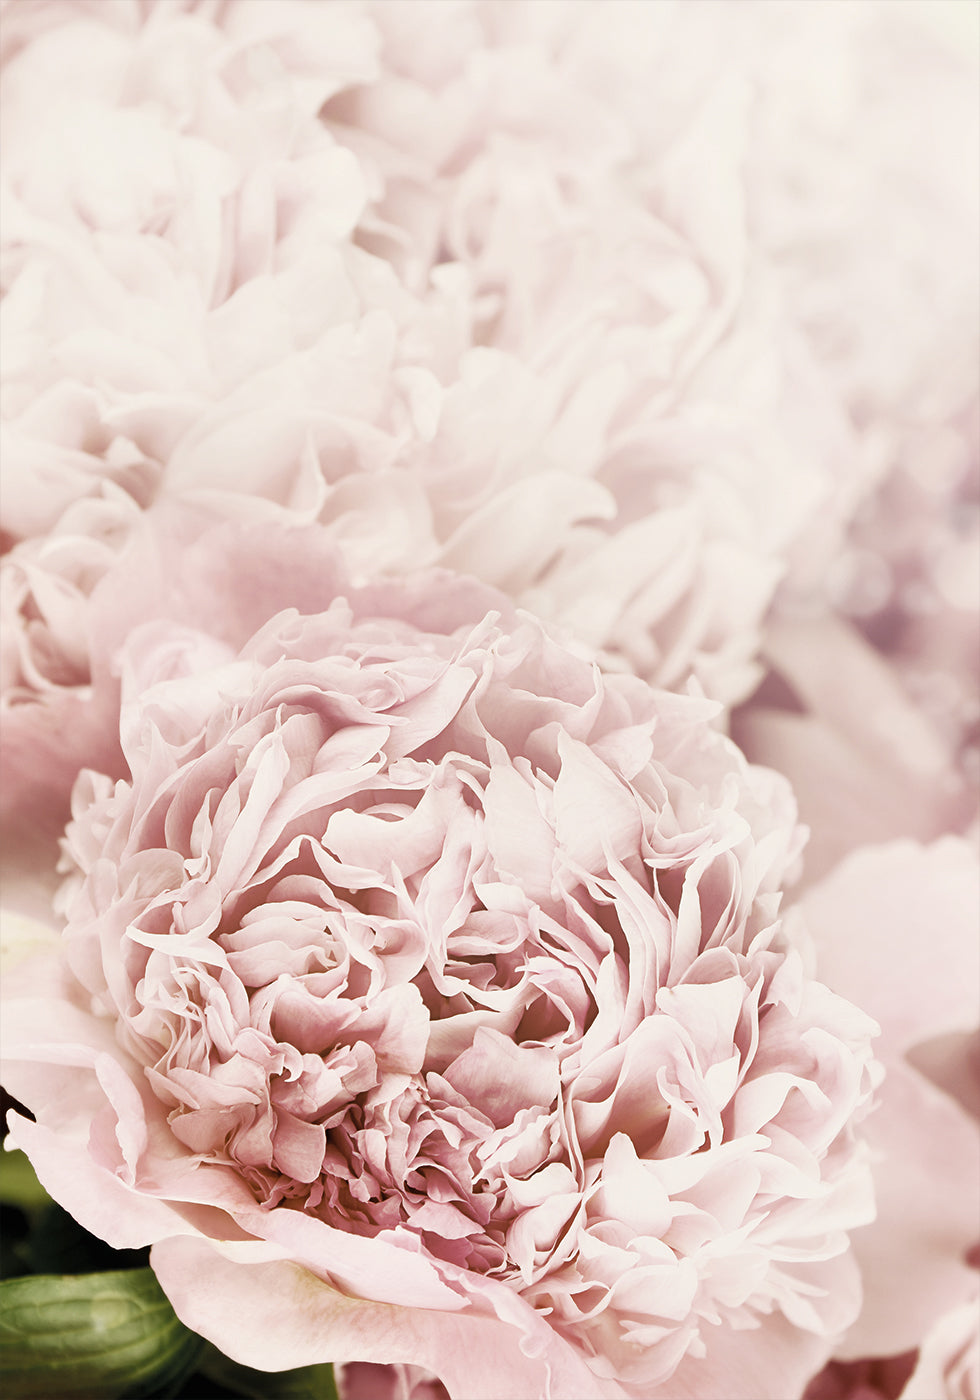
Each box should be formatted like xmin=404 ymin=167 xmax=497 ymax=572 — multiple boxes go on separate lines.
xmin=729 ymin=708 xmax=957 ymax=886
xmin=800 ymin=839 xmax=980 ymax=1056
xmin=797 ymin=839 xmax=980 ymax=1358
xmin=0 ymin=677 xmax=124 ymax=869
xmin=0 ymin=946 xmax=196 ymax=1249
xmin=732 ymin=621 xmax=973 ymax=884
xmin=836 ymin=1060 xmax=979 ymax=1359
xmin=647 ymin=1299 xmax=846 ymax=1400
xmin=5 ymin=1115 xmax=190 ymax=1251
xmin=151 ymin=1236 xmax=623 ymax=1400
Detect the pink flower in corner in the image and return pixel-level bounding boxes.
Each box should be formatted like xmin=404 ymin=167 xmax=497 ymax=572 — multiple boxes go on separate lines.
xmin=14 ymin=0 xmax=970 ymax=719
xmin=2 ymin=520 xmax=879 ymax=1399
xmin=802 ymin=1292 xmax=980 ymax=1400
xmin=902 ymin=1294 xmax=980 ymax=1400
xmin=797 ymin=839 xmax=980 ymax=1365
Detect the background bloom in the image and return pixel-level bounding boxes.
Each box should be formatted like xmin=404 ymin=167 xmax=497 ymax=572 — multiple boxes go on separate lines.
xmin=3 ymin=0 xmax=974 ymax=721
xmin=795 ymin=839 xmax=980 ymax=1360
xmin=802 ymin=1294 xmax=979 ymax=1400
xmin=2 ymin=521 xmax=877 ymax=1399
xmin=902 ymin=1295 xmax=980 ymax=1400
xmin=1 ymin=3 xmax=976 ymax=1397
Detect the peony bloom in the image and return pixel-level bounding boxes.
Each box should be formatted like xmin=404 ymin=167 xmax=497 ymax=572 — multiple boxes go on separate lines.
xmin=802 ymin=1293 xmax=979 ymax=1400
xmin=2 ymin=522 xmax=878 ymax=1399
xmin=0 ymin=0 xmax=786 ymax=707
xmin=733 ymin=2 xmax=979 ymax=862
xmin=9 ymin=0 xmax=973 ymax=717
xmin=745 ymin=0 xmax=979 ymax=514
xmin=796 ymin=839 xmax=980 ymax=1361
xmin=0 ymin=491 xmax=140 ymax=849
xmin=901 ymin=1295 xmax=980 ymax=1400
xmin=730 ymin=615 xmax=977 ymax=886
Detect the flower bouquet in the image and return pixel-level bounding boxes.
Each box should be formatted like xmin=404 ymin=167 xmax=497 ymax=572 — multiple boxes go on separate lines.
xmin=0 ymin=3 xmax=977 ymax=1399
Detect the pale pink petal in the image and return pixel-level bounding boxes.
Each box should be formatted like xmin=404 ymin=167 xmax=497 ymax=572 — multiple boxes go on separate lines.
xmin=151 ymin=1236 xmax=621 ymax=1400
xmin=732 ymin=622 xmax=974 ymax=886
xmin=647 ymin=1303 xmax=847 ymax=1400
xmin=836 ymin=1061 xmax=979 ymax=1359
xmin=800 ymin=839 xmax=980 ymax=1056
xmin=900 ymin=1294 xmax=980 ymax=1400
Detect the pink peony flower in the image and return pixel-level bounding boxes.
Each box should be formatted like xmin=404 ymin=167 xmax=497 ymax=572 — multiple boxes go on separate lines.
xmin=806 ymin=404 xmax=979 ymax=799
xmin=0 ymin=492 xmax=145 ymax=918
xmin=745 ymin=0 xmax=979 ymax=497
xmin=802 ymin=1293 xmax=980 ymax=1400
xmin=0 ymin=0 xmax=766 ymax=705
xmin=731 ymin=615 xmax=977 ymax=887
xmin=796 ymin=839 xmax=980 ymax=1360
xmin=902 ymin=1295 xmax=980 ymax=1400
xmin=12 ymin=0 xmax=971 ymax=714
xmin=733 ymin=2 xmax=979 ymax=856
xmin=2 ymin=521 xmax=878 ymax=1399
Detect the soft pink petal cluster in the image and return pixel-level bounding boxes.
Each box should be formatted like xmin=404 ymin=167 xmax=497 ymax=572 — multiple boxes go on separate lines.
xmin=731 ymin=0 xmax=979 ymax=868
xmin=1 ymin=3 xmax=978 ymax=1397
xmin=2 ymin=523 xmax=878 ymax=1399
xmin=4 ymin=0 xmax=974 ymax=730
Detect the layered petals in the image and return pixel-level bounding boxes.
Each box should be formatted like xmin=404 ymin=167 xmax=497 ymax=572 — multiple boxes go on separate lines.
xmin=2 ymin=527 xmax=878 ymax=1397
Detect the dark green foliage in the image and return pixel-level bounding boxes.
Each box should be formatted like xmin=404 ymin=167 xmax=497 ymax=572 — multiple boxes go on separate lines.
xmin=0 ymin=1146 xmax=339 ymax=1399
xmin=0 ymin=1269 xmax=204 ymax=1398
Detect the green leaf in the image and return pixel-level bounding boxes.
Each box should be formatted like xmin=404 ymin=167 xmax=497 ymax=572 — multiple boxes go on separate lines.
xmin=198 ymin=1343 xmax=340 ymax=1400
xmin=0 ymin=1153 xmax=49 ymax=1217
xmin=0 ymin=1268 xmax=205 ymax=1399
